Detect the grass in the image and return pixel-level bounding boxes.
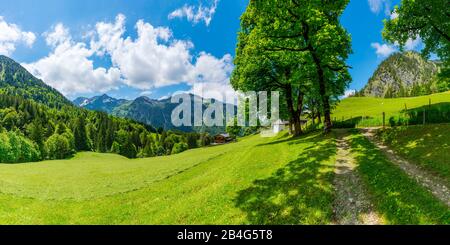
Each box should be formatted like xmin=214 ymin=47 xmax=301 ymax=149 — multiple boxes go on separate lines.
xmin=347 ymin=130 xmax=450 ymax=224
xmin=376 ymin=124 xmax=450 ymax=185
xmin=0 ymin=143 xmax=242 ymax=200
xmin=0 ymin=132 xmax=337 ymax=224
xmin=332 ymin=91 xmax=450 ymax=127
xmin=1 ymin=124 xmax=448 ymax=224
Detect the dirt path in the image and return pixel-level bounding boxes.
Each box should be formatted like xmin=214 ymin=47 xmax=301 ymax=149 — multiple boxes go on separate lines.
xmin=332 ymin=130 xmax=382 ymax=225
xmin=362 ymin=128 xmax=450 ymax=207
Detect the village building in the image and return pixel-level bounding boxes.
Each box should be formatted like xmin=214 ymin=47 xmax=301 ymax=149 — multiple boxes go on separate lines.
xmin=214 ymin=133 xmax=233 ymax=144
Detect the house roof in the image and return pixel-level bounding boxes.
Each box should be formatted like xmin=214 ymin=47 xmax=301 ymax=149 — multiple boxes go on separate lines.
xmin=273 ymin=119 xmax=290 ymax=125
xmin=216 ymin=133 xmax=231 ymax=138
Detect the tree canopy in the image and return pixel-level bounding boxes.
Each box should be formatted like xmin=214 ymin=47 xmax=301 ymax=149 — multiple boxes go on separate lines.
xmin=383 ymin=0 xmax=450 ymax=90
xmin=232 ymin=0 xmax=352 ymax=134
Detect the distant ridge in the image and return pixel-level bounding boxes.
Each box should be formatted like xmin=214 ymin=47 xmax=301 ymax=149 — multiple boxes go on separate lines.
xmin=74 ymin=94 xmax=235 ymax=133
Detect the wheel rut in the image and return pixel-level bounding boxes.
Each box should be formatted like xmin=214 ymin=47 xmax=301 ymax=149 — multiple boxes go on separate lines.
xmin=362 ymin=128 xmax=450 ymax=207
xmin=332 ymin=130 xmax=382 ymax=225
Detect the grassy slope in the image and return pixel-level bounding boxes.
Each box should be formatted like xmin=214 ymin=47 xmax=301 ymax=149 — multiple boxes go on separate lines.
xmin=376 ymin=124 xmax=450 ymax=185
xmin=0 ymin=132 xmax=337 ymax=224
xmin=332 ymin=91 xmax=450 ymax=127
xmin=0 ymin=140 xmax=248 ymax=200
xmin=347 ymin=131 xmax=449 ymax=224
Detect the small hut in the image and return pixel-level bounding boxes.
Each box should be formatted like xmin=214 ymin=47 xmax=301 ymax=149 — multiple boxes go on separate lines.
xmin=272 ymin=120 xmax=290 ymax=134
xmin=214 ymin=133 xmax=233 ymax=144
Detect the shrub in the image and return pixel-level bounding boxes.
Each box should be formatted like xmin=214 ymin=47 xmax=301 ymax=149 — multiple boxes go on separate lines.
xmin=45 ymin=133 xmax=74 ymax=160
xmin=171 ymin=142 xmax=188 ymax=155
xmin=0 ymin=131 xmax=40 ymax=163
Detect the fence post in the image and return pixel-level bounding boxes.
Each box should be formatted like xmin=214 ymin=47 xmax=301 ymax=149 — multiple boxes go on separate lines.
xmin=423 ymin=109 xmax=426 ymax=125
xmin=383 ymin=112 xmax=385 ymax=129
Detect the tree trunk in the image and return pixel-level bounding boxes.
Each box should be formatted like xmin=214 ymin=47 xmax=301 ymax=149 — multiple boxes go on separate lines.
xmin=296 ymin=91 xmax=304 ymax=133
xmin=310 ymin=51 xmax=332 ymax=133
xmin=285 ymin=84 xmax=302 ymax=136
xmin=292 ymin=116 xmax=302 ymax=136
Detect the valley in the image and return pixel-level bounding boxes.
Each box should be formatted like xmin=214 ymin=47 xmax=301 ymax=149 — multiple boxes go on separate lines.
xmin=0 ymin=0 xmax=449 ymax=227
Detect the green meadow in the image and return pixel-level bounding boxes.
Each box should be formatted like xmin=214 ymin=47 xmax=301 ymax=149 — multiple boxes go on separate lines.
xmin=1 ymin=125 xmax=449 ymax=224
xmin=0 ymin=132 xmax=338 ymax=224
xmin=376 ymin=124 xmax=450 ymax=184
xmin=0 ymin=91 xmax=449 ymax=225
xmin=332 ymin=91 xmax=450 ymax=127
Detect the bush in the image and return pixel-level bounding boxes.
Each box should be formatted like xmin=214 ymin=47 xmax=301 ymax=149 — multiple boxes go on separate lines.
xmin=200 ymin=134 xmax=212 ymax=147
xmin=120 ymin=142 xmax=137 ymax=158
xmin=171 ymin=142 xmax=188 ymax=155
xmin=110 ymin=141 xmax=121 ymax=154
xmin=388 ymin=103 xmax=450 ymax=127
xmin=45 ymin=133 xmax=74 ymax=160
xmin=0 ymin=131 xmax=40 ymax=163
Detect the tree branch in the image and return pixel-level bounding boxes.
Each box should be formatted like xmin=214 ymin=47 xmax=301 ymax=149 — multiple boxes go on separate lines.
xmin=264 ymin=45 xmax=309 ymax=52
xmin=325 ymin=64 xmax=352 ymax=72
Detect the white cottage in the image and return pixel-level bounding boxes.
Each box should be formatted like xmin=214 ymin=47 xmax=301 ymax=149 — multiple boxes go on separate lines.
xmin=272 ymin=119 xmax=290 ymax=134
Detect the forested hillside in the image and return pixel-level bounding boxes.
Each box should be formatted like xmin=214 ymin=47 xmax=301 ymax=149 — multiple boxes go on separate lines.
xmin=0 ymin=57 xmax=213 ymax=163
xmin=0 ymin=55 xmax=71 ymax=108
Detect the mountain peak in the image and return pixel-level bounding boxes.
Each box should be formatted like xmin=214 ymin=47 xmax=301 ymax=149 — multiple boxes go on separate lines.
xmin=73 ymin=94 xmax=129 ymax=113
xmin=361 ymin=51 xmax=440 ymax=98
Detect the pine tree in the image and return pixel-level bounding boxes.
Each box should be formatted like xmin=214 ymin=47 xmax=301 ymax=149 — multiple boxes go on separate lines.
xmin=26 ymin=119 xmax=45 ymax=159
xmin=73 ymin=116 xmax=89 ymax=151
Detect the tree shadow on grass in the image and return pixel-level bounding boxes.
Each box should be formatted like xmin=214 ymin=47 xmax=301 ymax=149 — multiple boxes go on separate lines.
xmin=235 ymin=134 xmax=336 ymax=224
xmin=406 ymin=102 xmax=450 ymax=125
xmin=377 ymin=125 xmax=450 ymax=184
xmin=349 ymin=131 xmax=450 ymax=224
xmin=257 ymin=131 xmax=324 ymax=147
xmin=333 ymin=116 xmax=363 ymax=129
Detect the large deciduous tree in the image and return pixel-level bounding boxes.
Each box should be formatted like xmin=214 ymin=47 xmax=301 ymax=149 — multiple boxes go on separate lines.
xmin=232 ymin=0 xmax=352 ymax=133
xmin=383 ymin=0 xmax=450 ymax=87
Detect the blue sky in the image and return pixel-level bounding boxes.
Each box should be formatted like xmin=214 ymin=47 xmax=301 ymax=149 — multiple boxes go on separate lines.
xmin=1 ymin=0 xmax=421 ymax=100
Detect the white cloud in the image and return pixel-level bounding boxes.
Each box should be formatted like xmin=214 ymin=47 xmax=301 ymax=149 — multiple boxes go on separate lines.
xmin=404 ymin=36 xmax=422 ymax=50
xmin=44 ymin=23 xmax=71 ymax=47
xmin=368 ymin=0 xmax=391 ymax=15
xmin=139 ymin=90 xmax=153 ymax=97
xmin=23 ymin=14 xmax=233 ymax=100
xmin=371 ymin=42 xmax=397 ymax=57
xmin=371 ymin=35 xmax=423 ymax=58
xmin=23 ymin=23 xmax=122 ymax=96
xmin=91 ymin=15 xmax=193 ymax=89
xmin=0 ymin=16 xmax=36 ymax=56
xmin=168 ymin=0 xmax=219 ymax=26
xmin=187 ymin=52 xmax=233 ymax=86
xmin=90 ymin=14 xmax=234 ymax=100
xmin=186 ymin=52 xmax=235 ymax=99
